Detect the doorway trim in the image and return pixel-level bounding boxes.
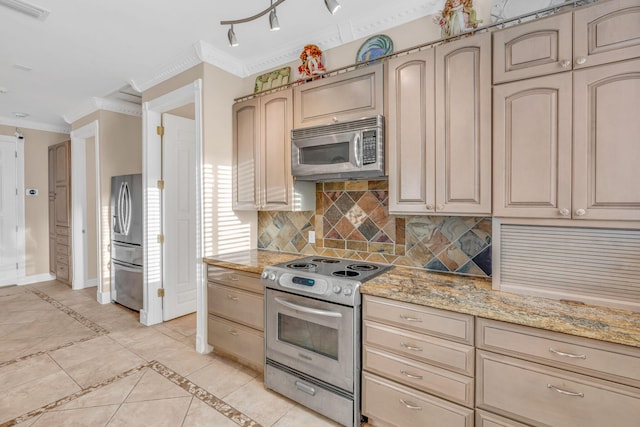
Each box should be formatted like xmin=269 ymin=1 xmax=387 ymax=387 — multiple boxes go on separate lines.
xmin=0 ymin=134 xmax=25 ymax=285
xmin=70 ymin=121 xmax=103 ymax=300
xmin=142 ymin=79 xmax=206 ymax=353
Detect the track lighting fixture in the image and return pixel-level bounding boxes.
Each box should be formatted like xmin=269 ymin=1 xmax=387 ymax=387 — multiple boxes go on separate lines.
xmin=228 ymin=25 xmax=238 ymax=47
xmin=324 ymin=0 xmax=341 ymax=14
xmin=269 ymin=0 xmax=280 ymax=31
xmin=221 ymin=0 xmax=340 ymax=46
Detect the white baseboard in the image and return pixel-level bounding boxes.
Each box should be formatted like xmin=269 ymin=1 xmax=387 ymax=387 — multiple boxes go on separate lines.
xmin=86 ymin=278 xmax=98 ymax=287
xmin=97 ymin=290 xmax=111 ymax=304
xmin=17 ymin=273 xmax=56 ymax=285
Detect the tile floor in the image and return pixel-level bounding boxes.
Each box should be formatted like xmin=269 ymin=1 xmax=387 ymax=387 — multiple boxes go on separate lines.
xmin=0 ymin=280 xmax=341 ymax=427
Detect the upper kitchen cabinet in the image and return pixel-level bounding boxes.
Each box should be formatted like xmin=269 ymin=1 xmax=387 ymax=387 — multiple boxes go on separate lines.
xmin=388 ymin=33 xmax=491 ymax=216
xmin=232 ymin=89 xmax=314 ymax=211
xmin=493 ymin=0 xmax=640 ymax=84
xmin=293 ymin=64 xmax=383 ymax=129
xmin=494 ymin=52 xmax=640 ymax=222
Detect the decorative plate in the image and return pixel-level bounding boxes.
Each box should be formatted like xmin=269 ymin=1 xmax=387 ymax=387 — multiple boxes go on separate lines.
xmin=356 ymin=35 xmax=393 ymax=64
xmin=490 ymin=0 xmax=568 ymax=23
xmin=298 ymin=44 xmax=326 ymax=78
xmin=254 ymin=66 xmax=291 ymax=93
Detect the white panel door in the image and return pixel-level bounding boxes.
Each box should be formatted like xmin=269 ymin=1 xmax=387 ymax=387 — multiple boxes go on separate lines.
xmin=162 ymin=114 xmax=197 ymax=320
xmin=0 ymin=139 xmax=17 ymax=286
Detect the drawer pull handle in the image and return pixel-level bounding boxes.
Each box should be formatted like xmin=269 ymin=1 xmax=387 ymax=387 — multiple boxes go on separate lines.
xmin=401 ymin=370 xmax=423 ymax=380
xmin=401 ymin=342 xmax=423 ymax=352
xmin=399 ymin=314 xmax=423 ymax=322
xmin=547 ymin=384 xmax=584 ymax=398
xmin=295 ymin=380 xmax=316 ymax=396
xmin=228 ymin=330 xmax=239 ymax=336
xmin=549 ymin=348 xmax=586 ymax=359
xmin=228 ymin=274 xmax=239 ymax=281
xmin=227 ymin=295 xmax=239 ymax=301
xmin=399 ymin=399 xmax=422 ymax=410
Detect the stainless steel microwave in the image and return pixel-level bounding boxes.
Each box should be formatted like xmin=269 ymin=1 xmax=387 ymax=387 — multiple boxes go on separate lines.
xmin=291 ymin=115 xmax=385 ymax=181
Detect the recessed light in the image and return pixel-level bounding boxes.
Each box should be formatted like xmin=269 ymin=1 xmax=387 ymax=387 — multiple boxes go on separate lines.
xmin=13 ymin=112 xmax=29 ymax=118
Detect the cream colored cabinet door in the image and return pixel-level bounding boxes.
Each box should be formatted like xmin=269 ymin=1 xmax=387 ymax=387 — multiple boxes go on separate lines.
xmin=435 ymin=32 xmax=492 ymax=215
xmin=388 ymin=48 xmax=436 ymax=214
xmin=260 ymin=90 xmax=293 ymax=209
xmin=573 ymin=0 xmax=640 ymax=70
xmin=293 ymin=64 xmax=383 ymax=128
xmin=572 ymin=58 xmax=640 ymax=221
xmin=232 ymin=98 xmax=259 ymax=210
xmin=492 ymin=12 xmax=573 ymax=84
xmin=493 ymin=73 xmax=573 ymax=218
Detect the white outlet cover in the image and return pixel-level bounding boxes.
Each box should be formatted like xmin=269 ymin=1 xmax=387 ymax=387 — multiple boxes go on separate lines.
xmin=308 ymin=231 xmax=316 ymax=243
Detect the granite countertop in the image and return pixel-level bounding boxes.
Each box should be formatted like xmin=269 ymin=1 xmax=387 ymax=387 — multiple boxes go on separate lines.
xmin=203 ymin=250 xmax=640 ymax=348
xmin=203 ymin=249 xmax=305 ymax=275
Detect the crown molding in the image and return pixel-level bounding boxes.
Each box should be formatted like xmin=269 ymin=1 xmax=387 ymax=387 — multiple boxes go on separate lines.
xmin=0 ymin=115 xmax=70 ymax=134
xmin=63 ymin=97 xmax=142 ymax=125
xmin=195 ymin=41 xmax=249 ymax=77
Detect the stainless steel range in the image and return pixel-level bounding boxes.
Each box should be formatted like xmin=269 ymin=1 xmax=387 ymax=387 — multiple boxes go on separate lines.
xmin=261 ymin=256 xmax=390 ymax=427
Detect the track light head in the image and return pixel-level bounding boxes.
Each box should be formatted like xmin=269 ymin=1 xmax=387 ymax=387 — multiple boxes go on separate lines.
xmin=324 ymin=0 xmax=341 ymax=14
xmin=228 ymin=25 xmax=238 ymax=47
xmin=269 ymin=8 xmax=280 ymax=31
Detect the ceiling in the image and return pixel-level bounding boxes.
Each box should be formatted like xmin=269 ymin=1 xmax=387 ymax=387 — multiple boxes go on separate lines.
xmin=0 ymin=0 xmax=441 ymax=133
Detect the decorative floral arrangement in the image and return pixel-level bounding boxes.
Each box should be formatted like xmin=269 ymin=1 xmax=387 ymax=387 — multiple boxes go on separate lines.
xmin=298 ymin=44 xmax=326 ymax=78
xmin=434 ymin=0 xmax=482 ymax=38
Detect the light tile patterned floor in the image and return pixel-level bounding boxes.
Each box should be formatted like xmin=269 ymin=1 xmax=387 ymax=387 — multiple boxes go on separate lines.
xmin=0 ymin=280 xmax=341 ymax=427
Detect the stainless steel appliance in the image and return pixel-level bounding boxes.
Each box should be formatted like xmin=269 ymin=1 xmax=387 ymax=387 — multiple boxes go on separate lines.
xmin=291 ymin=115 xmax=385 ymax=181
xmin=262 ymin=256 xmax=391 ymax=427
xmin=110 ymin=173 xmax=143 ymax=311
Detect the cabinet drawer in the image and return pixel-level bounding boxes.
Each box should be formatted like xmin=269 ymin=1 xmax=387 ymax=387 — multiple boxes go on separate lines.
xmin=208 ymin=315 xmax=263 ymax=372
xmin=55 ymin=253 xmax=68 ymax=266
xmin=207 ymin=266 xmax=262 ymax=294
xmin=363 ymin=346 xmax=474 ymax=408
xmin=476 ymin=410 xmax=529 ymax=427
xmin=363 ymin=320 xmax=474 ymax=376
xmin=55 ymin=234 xmax=70 ymax=245
xmin=56 ymin=244 xmax=70 ymax=256
xmin=56 ymin=262 xmax=69 ymax=281
xmin=477 ymin=318 xmax=640 ymax=387
xmin=477 ymin=350 xmax=640 ymax=427
xmin=363 ymin=295 xmax=474 ymax=345
xmin=207 ymin=283 xmax=264 ymax=330
xmin=362 ymin=372 xmax=473 ymax=427
xmin=55 ymin=226 xmax=70 ymax=236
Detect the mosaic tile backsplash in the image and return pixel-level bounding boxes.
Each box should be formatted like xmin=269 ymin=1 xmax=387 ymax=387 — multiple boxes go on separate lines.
xmin=257 ymin=180 xmax=492 ymax=277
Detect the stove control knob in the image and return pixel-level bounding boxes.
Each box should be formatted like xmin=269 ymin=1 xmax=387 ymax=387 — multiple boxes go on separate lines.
xmin=343 ymin=288 xmax=353 ymax=296
xmin=261 ymin=271 xmax=268 ymax=279
xmin=333 ymin=285 xmax=342 ymax=294
xmin=269 ymin=273 xmax=276 ymax=281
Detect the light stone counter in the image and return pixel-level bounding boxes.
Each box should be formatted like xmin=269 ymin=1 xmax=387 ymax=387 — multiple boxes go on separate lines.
xmin=361 ymin=266 xmax=640 ymax=348
xmin=203 ymin=251 xmax=640 ymax=348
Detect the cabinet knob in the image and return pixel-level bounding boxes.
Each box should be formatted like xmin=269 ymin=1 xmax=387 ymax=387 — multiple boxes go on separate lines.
xmin=560 ymin=59 xmax=571 ymax=68
xmin=575 ymin=57 xmax=587 ymax=66
xmin=575 ymin=208 xmax=586 ymax=217
xmin=425 ymin=203 xmax=434 ymax=210
xmin=559 ymin=208 xmax=570 ymax=216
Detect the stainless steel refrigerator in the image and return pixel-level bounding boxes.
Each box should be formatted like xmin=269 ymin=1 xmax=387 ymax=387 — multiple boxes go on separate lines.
xmin=110 ymin=173 xmax=143 ymax=311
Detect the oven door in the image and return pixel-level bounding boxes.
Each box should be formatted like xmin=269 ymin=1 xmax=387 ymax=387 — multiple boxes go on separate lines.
xmin=265 ymin=288 xmax=354 ymax=392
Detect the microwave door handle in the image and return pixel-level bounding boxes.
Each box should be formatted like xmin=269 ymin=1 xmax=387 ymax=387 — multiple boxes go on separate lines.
xmin=353 ymin=133 xmax=362 ymax=168
xmin=274 ymin=297 xmax=343 ymax=318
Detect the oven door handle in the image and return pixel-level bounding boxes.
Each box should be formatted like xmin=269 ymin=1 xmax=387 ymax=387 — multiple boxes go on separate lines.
xmin=274 ymin=297 xmax=343 ymax=318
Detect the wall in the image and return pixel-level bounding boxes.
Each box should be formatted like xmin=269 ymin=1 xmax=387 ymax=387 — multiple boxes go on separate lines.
xmin=258 ymin=180 xmax=492 ymax=277
xmin=71 ymin=111 xmax=143 ymax=293
xmin=0 ymin=125 xmax=69 ymax=277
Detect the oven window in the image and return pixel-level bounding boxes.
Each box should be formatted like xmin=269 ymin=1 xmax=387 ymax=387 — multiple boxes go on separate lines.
xmin=300 ymin=142 xmax=349 ymax=165
xmin=278 ymin=313 xmax=339 ymax=360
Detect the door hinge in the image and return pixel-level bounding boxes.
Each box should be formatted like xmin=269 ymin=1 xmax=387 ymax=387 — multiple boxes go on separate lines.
xmin=16 ymin=262 xmax=19 ymax=270
xmin=157 ymin=234 xmax=164 ymax=244
xmin=157 ymin=179 xmax=164 ymax=190
xmin=15 ymin=151 xmax=18 ymax=158
xmin=157 ymin=288 xmax=165 ymax=298
xmin=156 ymin=125 xmax=165 ymax=136
xmin=15 ymin=188 xmax=18 ymax=195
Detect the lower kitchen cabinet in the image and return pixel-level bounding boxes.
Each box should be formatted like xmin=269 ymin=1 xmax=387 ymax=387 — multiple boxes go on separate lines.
xmin=362 ymin=295 xmax=475 ymax=427
xmin=476 ymin=318 xmax=640 ymax=426
xmin=206 ymin=265 xmax=264 ymax=372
